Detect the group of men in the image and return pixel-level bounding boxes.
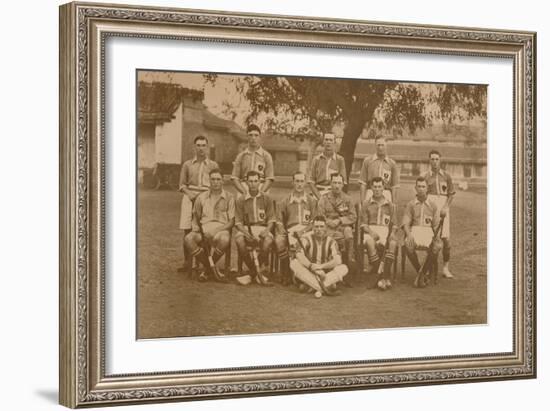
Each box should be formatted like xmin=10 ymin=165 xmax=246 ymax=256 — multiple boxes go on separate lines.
xmin=177 ymin=124 xmax=456 ymax=298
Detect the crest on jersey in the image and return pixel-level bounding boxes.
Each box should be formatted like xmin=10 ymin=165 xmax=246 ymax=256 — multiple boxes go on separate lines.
xmin=257 ymin=163 xmax=265 ymax=172
xmin=440 ymin=183 xmax=448 ymax=193
xmin=382 ymin=170 xmax=391 ymax=183
xmin=424 ymin=216 xmax=433 ymax=225
xmin=337 ymin=203 xmax=349 ymax=214
xmin=383 ymin=214 xmax=391 ymax=226
xmin=304 ymin=210 xmax=311 ymax=222
xmin=258 ymin=209 xmax=266 ymax=221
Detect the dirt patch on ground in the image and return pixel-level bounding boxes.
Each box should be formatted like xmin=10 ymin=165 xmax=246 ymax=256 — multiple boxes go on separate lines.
xmin=137 ymin=183 xmax=487 ymax=339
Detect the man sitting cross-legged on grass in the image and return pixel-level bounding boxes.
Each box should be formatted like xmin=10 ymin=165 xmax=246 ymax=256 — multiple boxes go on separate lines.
xmin=273 ymin=171 xmax=318 ymax=286
xmin=290 ymin=215 xmax=348 ymax=299
xmin=234 ymin=171 xmax=277 ymax=286
xmin=360 ymin=177 xmax=399 ymax=291
xmin=184 ymin=169 xmax=235 ymax=282
xmin=402 ymin=176 xmax=443 ymax=287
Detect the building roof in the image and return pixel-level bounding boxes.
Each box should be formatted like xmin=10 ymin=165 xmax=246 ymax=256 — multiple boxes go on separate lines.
xmin=137 ymin=81 xmax=204 ymax=124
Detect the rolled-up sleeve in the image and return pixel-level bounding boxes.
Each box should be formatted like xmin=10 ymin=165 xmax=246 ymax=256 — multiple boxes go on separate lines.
xmin=191 ymin=195 xmax=203 ymax=231
xmin=264 ymin=195 xmax=277 ymax=224
xmin=264 ymin=152 xmax=275 ymax=180
xmin=359 ymin=159 xmax=368 ymax=185
xmin=339 ymin=157 xmax=347 ymax=182
xmin=235 ymin=196 xmax=244 ymax=225
xmin=226 ymin=194 xmax=236 ymax=221
xmin=390 ymin=160 xmax=400 ymax=188
xmin=179 ymin=162 xmax=189 ymax=188
xmin=231 ymin=153 xmax=242 ymax=180
xmin=308 ymin=157 xmax=318 ymax=184
xmin=401 ymin=202 xmax=413 ymax=228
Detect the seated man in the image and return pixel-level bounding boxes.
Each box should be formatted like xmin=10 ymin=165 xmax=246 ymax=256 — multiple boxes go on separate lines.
xmin=184 ymin=169 xmax=235 ymax=282
xmin=317 ymin=173 xmax=357 ymax=283
xmin=290 ymin=215 xmax=348 ymax=298
xmin=274 ymin=171 xmax=318 ymax=285
xmin=234 ymin=171 xmax=276 ymax=286
xmin=359 ymin=177 xmax=399 ymax=290
xmin=402 ymin=177 xmax=443 ymax=287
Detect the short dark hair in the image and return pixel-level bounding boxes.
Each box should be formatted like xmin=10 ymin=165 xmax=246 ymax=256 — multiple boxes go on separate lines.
xmin=209 ymin=168 xmax=222 ymax=178
xmin=313 ymin=215 xmax=327 ymax=224
xmin=292 ymin=171 xmax=305 ymax=181
xmin=246 ymin=170 xmax=261 ymax=180
xmin=330 ymin=173 xmax=344 ymax=182
xmin=429 ymin=150 xmax=441 ymax=158
xmin=371 ymin=176 xmax=384 ymax=186
xmin=416 ymin=176 xmax=427 ymax=185
xmin=194 ymin=135 xmax=208 ymax=144
xmin=246 ymin=124 xmax=261 ymax=134
xmin=374 ymin=135 xmax=386 ymax=142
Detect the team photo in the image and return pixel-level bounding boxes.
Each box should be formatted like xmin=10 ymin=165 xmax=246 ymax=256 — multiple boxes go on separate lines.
xmin=136 ymin=70 xmax=487 ymax=338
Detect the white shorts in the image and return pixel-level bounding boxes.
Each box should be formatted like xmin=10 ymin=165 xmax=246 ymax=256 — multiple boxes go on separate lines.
xmin=365 ymin=189 xmax=392 ymax=203
xmin=179 ymin=194 xmax=193 ymax=230
xmin=363 ymin=225 xmax=389 ymax=245
xmin=427 ymin=194 xmax=451 ymax=238
xmin=411 ymin=226 xmax=434 ymax=248
xmin=235 ymin=225 xmax=274 ymax=242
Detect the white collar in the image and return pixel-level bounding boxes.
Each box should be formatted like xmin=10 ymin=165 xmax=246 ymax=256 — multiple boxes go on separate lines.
xmin=369 ymin=196 xmax=389 ymax=206
xmin=244 ymin=191 xmax=263 ymax=200
xmin=429 ymin=168 xmax=445 ymax=177
xmin=191 ymin=156 xmax=210 ymax=164
xmin=245 ymin=146 xmax=266 ymax=156
xmin=207 ymin=189 xmax=227 ymax=199
xmin=372 ymin=153 xmax=390 ymax=163
xmin=320 ymin=151 xmax=337 ymax=160
xmin=289 ymin=193 xmax=308 ymax=204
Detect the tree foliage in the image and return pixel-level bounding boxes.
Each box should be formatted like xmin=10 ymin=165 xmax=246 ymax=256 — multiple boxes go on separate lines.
xmin=206 ymin=74 xmax=487 ymax=179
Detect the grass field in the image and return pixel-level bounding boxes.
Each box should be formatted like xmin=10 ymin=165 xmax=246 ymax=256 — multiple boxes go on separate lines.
xmin=137 ymin=183 xmax=487 ymax=339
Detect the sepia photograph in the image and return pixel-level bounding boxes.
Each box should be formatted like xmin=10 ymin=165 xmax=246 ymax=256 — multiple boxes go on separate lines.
xmin=136 ymin=69 xmax=488 ymax=339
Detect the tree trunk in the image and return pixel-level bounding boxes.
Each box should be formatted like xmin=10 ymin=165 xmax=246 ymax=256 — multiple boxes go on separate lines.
xmin=339 ymin=115 xmax=369 ymax=184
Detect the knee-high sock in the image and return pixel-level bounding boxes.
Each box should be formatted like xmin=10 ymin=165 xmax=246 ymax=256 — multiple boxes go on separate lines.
xmin=442 ymin=245 xmax=451 ymax=263
xmin=182 ymin=229 xmax=191 ymax=266
xmin=241 ymin=252 xmax=258 ymax=276
xmin=278 ymin=249 xmax=291 ymax=280
xmin=368 ymin=250 xmax=380 ymax=274
xmin=406 ymin=249 xmax=421 ymax=272
xmin=191 ymin=247 xmax=211 ymax=273
xmin=212 ymin=247 xmax=224 ymax=264
xmin=345 ymin=238 xmax=355 ymax=262
xmin=383 ymin=251 xmax=395 ymax=279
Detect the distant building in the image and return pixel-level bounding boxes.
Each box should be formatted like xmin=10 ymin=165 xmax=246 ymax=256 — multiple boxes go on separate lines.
xmin=137 ymin=81 xmax=486 ymax=188
xmin=137 ymin=81 xmax=245 ymax=187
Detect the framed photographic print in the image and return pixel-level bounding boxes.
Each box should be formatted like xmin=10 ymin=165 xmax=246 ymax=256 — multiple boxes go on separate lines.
xmin=59 ymin=1 xmax=536 ymax=408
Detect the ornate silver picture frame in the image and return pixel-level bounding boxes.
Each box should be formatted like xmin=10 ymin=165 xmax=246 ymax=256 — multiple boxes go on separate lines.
xmin=59 ymin=2 xmax=536 ymax=408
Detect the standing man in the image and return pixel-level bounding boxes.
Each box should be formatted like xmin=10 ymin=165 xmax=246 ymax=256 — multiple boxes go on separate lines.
xmin=402 ymin=177 xmax=443 ymax=286
xmin=359 ymin=136 xmax=399 ymax=203
xmin=274 ymin=171 xmax=318 ymax=285
xmin=359 ymin=177 xmax=399 ymax=290
xmin=178 ymin=135 xmax=219 ymax=273
xmin=184 ymin=169 xmax=235 ymax=282
xmin=317 ymin=173 xmax=357 ymax=280
xmin=234 ymin=171 xmax=277 ymax=286
xmin=307 ymin=133 xmax=347 ymax=199
xmin=290 ymin=216 xmax=348 ymax=298
xmin=423 ymin=150 xmax=456 ymax=279
xmin=231 ymin=124 xmax=275 ymax=195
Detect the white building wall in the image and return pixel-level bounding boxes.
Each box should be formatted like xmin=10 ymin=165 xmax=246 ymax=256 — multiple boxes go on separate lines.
xmin=155 ymin=103 xmax=183 ymax=164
